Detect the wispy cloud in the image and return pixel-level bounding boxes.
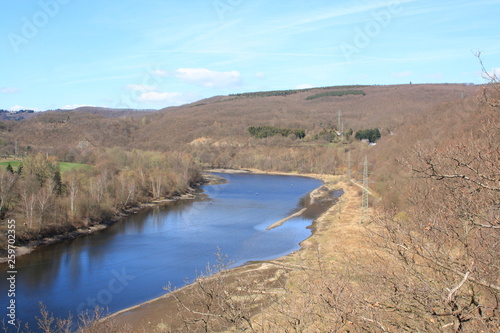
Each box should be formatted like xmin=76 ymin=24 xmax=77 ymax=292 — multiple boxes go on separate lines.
xmin=64 ymin=74 xmax=136 ymax=85
xmin=174 ymin=68 xmax=242 ymax=88
xmin=137 ymin=91 xmax=181 ymax=103
xmin=8 ymin=105 xmax=42 ymax=112
xmin=255 ymin=72 xmax=266 ymax=79
xmin=150 ymin=69 xmax=169 ymax=77
xmin=126 ymin=84 xmax=157 ymax=92
xmin=60 ymin=104 xmax=96 ymax=110
xmin=135 ymin=91 xmax=198 ymax=106
xmin=260 ymin=0 xmax=416 ymax=33
xmin=1 ymin=87 xmax=19 ymax=94
xmin=489 ymin=68 xmax=500 ymax=77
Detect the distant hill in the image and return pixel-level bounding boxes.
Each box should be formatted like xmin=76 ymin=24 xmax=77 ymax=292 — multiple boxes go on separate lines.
xmin=0 ymin=109 xmax=37 ymax=121
xmin=137 ymin=83 xmax=479 ymax=150
xmin=0 ymin=107 xmax=156 ymax=122
xmin=50 ymin=106 xmax=157 ymax=119
xmin=0 ymin=83 xmax=481 ymax=159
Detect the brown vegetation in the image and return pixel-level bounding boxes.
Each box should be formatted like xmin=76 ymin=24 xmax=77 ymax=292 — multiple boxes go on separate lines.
xmin=0 ymin=149 xmax=201 ymax=253
xmin=0 ymin=79 xmax=498 ymax=332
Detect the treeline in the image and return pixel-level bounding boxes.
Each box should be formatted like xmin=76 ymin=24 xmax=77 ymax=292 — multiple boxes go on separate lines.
xmin=229 ymin=89 xmax=310 ymax=98
xmin=354 ymin=128 xmax=381 ymax=142
xmin=248 ymin=126 xmax=306 ymax=139
xmin=306 ymin=90 xmax=366 ymax=100
xmin=0 ymin=149 xmax=201 ymax=251
xmin=189 ymin=140 xmax=344 ymax=174
xmin=228 ymin=85 xmax=371 ymax=99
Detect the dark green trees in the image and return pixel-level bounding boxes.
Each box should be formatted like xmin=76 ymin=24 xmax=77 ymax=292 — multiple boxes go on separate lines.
xmin=6 ymin=163 xmax=14 ymax=174
xmin=354 ymin=128 xmax=381 ymax=143
xmin=248 ymin=126 xmax=305 ymax=139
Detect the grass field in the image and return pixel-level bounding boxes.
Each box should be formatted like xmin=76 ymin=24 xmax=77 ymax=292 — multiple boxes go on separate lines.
xmin=0 ymin=160 xmax=92 ymax=173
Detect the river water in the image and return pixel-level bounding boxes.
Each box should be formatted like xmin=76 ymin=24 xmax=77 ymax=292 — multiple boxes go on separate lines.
xmin=1 ymin=173 xmax=325 ymax=331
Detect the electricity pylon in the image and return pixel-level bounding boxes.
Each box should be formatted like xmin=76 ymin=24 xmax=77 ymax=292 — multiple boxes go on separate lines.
xmin=360 ymin=155 xmax=369 ymax=224
xmin=347 ymin=150 xmax=351 ymax=183
xmin=338 ymin=110 xmax=341 ymax=130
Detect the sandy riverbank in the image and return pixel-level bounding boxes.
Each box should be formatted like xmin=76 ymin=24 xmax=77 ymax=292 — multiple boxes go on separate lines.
xmin=107 ymin=170 xmax=348 ymax=331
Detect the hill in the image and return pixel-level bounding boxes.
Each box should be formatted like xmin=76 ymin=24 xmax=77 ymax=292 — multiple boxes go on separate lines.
xmin=0 ymin=81 xmax=497 ymax=332
xmin=0 ymin=84 xmax=479 ymax=161
xmin=0 ymin=109 xmax=37 ymax=121
xmin=49 ymin=106 xmax=156 ymax=119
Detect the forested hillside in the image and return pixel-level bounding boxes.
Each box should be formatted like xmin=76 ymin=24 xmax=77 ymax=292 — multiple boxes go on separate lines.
xmin=0 ymin=84 xmax=481 ymax=247
xmin=1 ymin=81 xmax=497 ymax=332
xmin=0 ymin=84 xmax=478 ymax=170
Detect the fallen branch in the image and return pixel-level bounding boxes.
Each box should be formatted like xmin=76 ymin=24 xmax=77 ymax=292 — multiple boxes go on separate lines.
xmin=447 ymin=271 xmax=470 ymax=304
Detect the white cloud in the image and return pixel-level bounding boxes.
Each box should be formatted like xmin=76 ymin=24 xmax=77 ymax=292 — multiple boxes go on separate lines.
xmin=8 ymin=105 xmax=42 ymax=112
xmin=488 ymin=68 xmax=500 ymax=78
xmin=174 ymin=68 xmax=242 ymax=88
xmin=391 ymin=71 xmax=412 ymax=78
xmin=126 ymin=84 xmax=156 ymax=92
xmin=296 ymin=84 xmax=315 ymax=89
xmin=137 ymin=91 xmax=182 ymax=103
xmin=151 ymin=69 xmax=169 ymax=77
xmin=1 ymin=87 xmax=19 ymax=94
xmin=60 ymin=104 xmax=96 ymax=110
xmin=255 ymin=72 xmax=266 ymax=79
xmin=8 ymin=105 xmax=25 ymax=111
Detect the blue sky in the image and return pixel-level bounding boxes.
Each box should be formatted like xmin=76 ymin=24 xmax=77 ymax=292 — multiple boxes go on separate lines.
xmin=1 ymin=0 xmax=499 ymax=111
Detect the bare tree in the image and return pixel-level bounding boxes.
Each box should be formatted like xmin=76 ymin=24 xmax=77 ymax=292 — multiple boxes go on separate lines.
xmin=67 ymin=172 xmax=80 ymax=218
xmin=164 ymin=251 xmax=274 ymax=332
xmin=20 ymin=182 xmax=37 ymax=229
xmin=149 ymin=169 xmax=163 ymax=199
xmin=0 ymin=170 xmax=17 ymax=218
xmin=373 ymin=64 xmax=499 ymax=332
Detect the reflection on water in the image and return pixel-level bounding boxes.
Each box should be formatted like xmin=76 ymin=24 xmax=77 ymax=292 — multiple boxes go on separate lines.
xmin=0 ymin=173 xmax=326 ymax=331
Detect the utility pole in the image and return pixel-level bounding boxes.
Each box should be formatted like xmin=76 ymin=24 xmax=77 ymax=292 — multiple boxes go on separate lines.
xmin=337 ymin=110 xmax=341 ymax=131
xmin=347 ymin=150 xmax=351 ymax=183
xmin=360 ymin=155 xmax=369 ymax=224
xmin=14 ymin=141 xmax=18 ymax=157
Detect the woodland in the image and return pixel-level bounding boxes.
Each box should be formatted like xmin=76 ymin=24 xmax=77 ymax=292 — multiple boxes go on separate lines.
xmin=0 ymin=69 xmax=498 ymax=332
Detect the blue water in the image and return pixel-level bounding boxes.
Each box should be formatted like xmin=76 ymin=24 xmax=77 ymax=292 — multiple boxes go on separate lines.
xmin=0 ymin=172 xmax=322 ymax=331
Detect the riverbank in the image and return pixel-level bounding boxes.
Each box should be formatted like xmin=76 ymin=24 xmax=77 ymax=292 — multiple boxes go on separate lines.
xmin=0 ymin=181 xmax=209 ymax=263
xmin=108 ymin=170 xmax=348 ymax=331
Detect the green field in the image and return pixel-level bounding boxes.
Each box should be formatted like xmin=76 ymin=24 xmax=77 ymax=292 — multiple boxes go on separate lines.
xmin=0 ymin=160 xmax=92 ymax=173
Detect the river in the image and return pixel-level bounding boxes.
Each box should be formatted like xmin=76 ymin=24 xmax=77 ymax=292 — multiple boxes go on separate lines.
xmin=1 ymin=172 xmax=325 ymax=331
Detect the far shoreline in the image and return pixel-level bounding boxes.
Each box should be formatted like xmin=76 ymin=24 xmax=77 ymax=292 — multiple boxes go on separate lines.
xmin=0 ymin=174 xmax=216 ymax=263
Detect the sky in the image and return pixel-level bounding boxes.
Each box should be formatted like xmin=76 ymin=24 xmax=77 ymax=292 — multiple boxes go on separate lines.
xmin=1 ymin=0 xmax=499 ymax=111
